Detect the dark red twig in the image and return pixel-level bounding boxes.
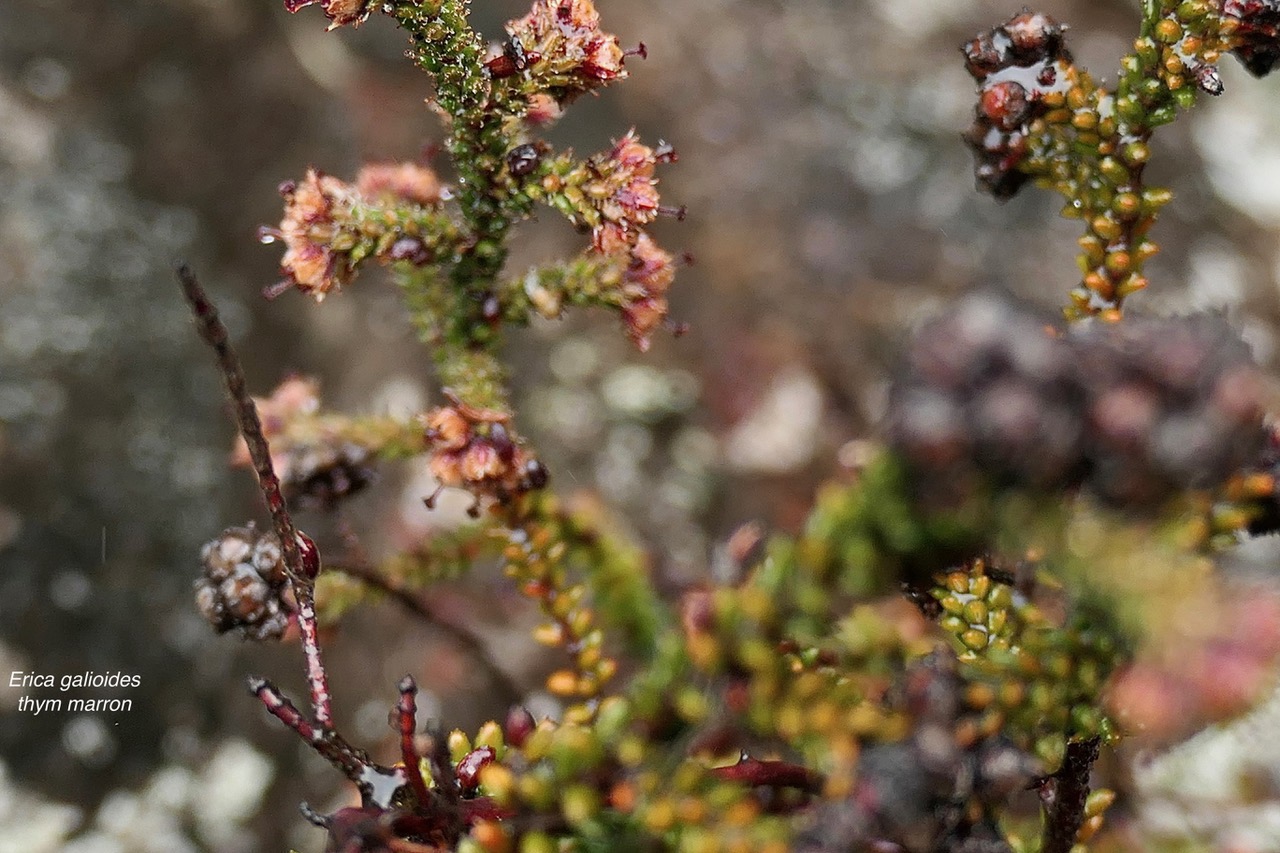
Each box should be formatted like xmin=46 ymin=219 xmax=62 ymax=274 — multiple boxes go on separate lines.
xmin=461 ymin=798 xmax=516 ymax=822
xmin=711 ymin=756 xmax=825 ymax=795
xmin=397 ymin=676 xmax=436 ymax=809
xmin=177 ymin=263 xmax=334 ymax=728
xmin=248 ymin=677 xmax=368 ymax=780
xmin=176 ymin=264 xmax=302 ymax=579
xmin=1041 ymin=737 xmax=1101 ymax=853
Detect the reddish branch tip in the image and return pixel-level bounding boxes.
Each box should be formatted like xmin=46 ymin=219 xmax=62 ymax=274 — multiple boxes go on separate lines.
xmin=503 ymin=706 xmax=537 ymax=748
xmin=396 ymin=676 xmax=434 ymax=809
xmin=710 ymin=757 xmax=825 ymax=795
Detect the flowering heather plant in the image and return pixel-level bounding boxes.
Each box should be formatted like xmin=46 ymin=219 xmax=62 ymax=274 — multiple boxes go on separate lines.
xmin=178 ymin=1 xmax=1280 ymax=851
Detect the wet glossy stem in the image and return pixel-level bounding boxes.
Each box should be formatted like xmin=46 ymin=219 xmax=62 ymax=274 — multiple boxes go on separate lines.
xmin=397 ymin=676 xmax=436 ymax=809
xmin=177 ymin=264 xmax=334 ymax=727
xmin=711 ymin=757 xmax=825 ymax=795
xmin=1041 ymin=737 xmax=1101 ymax=853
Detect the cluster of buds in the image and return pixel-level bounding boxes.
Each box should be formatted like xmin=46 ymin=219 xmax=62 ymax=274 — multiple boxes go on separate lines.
xmin=962 ymin=11 xmax=1074 ymax=199
xmin=1139 ymin=8 xmax=1230 ymax=97
xmin=195 ymin=524 xmax=291 ymax=640
xmin=498 ymin=0 xmax=632 ymax=104
xmin=262 ymin=162 xmax=448 ymax=301
xmin=424 ymin=398 xmax=548 ymax=510
xmin=231 ymin=376 xmax=378 ymax=509
xmin=502 ymin=519 xmax=618 ymax=725
xmin=283 ymin=0 xmax=374 ymax=30
xmin=931 ymin=565 xmax=1119 ymax=768
xmin=1225 ymin=0 xmax=1280 ymax=77
xmin=888 ymin=293 xmax=1267 ymax=509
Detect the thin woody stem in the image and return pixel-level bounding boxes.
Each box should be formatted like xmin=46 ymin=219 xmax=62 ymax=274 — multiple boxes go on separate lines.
xmin=248 ymin=677 xmax=368 ymax=780
xmin=176 ymin=264 xmax=302 ymax=576
xmin=177 ymin=263 xmax=334 ymax=727
xmin=1041 ymin=737 xmax=1101 ymax=853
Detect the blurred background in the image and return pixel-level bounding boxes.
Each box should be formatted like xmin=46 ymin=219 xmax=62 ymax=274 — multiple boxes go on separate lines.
xmin=5 ymin=0 xmax=1280 ymax=849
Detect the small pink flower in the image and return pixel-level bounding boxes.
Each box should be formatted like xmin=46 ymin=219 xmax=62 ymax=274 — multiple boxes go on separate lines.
xmin=423 ymin=405 xmax=546 ymax=506
xmin=586 ymin=131 xmax=662 ymax=230
xmin=507 ymin=0 xmax=628 ymax=96
xmin=355 ymin=163 xmax=444 ymax=207
xmin=592 ymin=230 xmax=676 ymax=350
xmin=276 ymin=168 xmax=353 ymax=300
xmin=524 ymin=93 xmax=564 ymax=126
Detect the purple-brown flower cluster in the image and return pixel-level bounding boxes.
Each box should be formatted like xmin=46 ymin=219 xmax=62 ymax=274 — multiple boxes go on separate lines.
xmin=195 ymin=525 xmax=292 ymax=641
xmin=888 ymin=293 xmax=1267 ymax=508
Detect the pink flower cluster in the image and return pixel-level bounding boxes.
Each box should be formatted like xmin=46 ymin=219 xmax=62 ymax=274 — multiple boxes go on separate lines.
xmin=506 ymin=0 xmax=628 ymax=93
xmin=587 ymin=133 xmax=682 ymax=350
xmin=267 ymin=163 xmax=444 ymax=300
xmin=424 ymin=402 xmax=548 ymax=510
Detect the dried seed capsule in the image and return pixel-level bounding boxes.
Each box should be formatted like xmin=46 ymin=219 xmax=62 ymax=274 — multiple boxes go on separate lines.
xmin=196 ymin=524 xmax=291 ymax=640
xmin=282 ymin=441 xmax=375 ymax=510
